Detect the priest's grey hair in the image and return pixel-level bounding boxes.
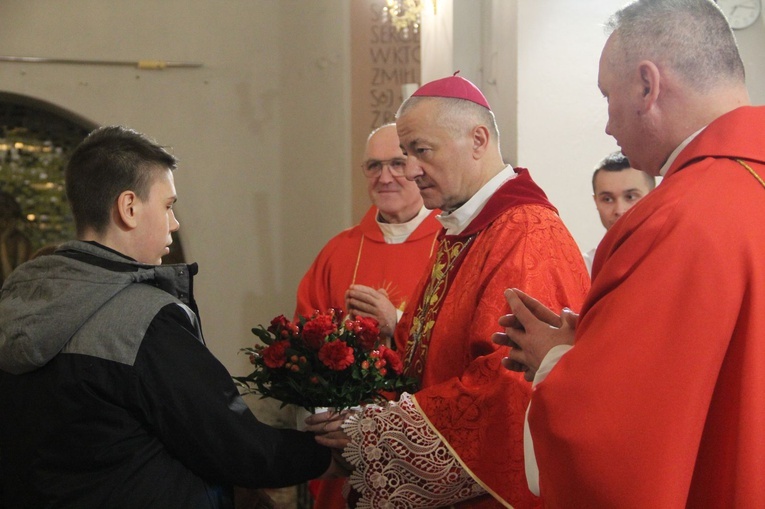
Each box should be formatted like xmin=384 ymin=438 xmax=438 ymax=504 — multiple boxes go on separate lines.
xmin=604 ymin=0 xmax=745 ymax=91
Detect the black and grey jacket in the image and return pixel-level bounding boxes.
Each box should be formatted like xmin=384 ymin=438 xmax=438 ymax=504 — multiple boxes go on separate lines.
xmin=0 ymin=241 xmax=329 ymax=509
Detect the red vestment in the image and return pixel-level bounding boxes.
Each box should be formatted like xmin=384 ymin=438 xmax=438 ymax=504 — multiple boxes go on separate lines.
xmin=390 ymin=169 xmax=590 ymax=508
xmin=295 ymin=206 xmax=441 ymax=319
xmin=529 ymin=106 xmax=765 ymax=508
xmin=295 ymin=205 xmax=440 ymax=509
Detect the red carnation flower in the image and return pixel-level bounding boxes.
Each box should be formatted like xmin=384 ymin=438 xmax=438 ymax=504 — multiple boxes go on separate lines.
xmin=267 ymin=315 xmax=291 ymax=334
xmin=319 ymin=340 xmax=355 ymax=371
xmin=303 ymin=314 xmax=337 ymax=350
xmin=262 ymin=340 xmax=290 ymax=368
xmin=350 ymin=315 xmax=380 ymax=351
xmin=379 ymin=345 xmax=404 ymax=375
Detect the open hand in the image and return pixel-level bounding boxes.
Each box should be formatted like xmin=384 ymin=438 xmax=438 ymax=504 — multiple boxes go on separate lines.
xmin=304 ymin=409 xmax=354 ymax=449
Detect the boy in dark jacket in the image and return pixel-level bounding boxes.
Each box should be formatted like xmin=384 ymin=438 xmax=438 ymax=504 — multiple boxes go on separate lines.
xmin=0 ymin=126 xmax=344 ymax=508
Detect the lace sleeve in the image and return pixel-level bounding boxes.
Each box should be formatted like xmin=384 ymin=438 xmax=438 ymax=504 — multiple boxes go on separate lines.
xmin=342 ymin=393 xmax=486 ymax=508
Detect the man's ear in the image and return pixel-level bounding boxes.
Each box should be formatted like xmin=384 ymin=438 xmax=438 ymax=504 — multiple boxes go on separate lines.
xmin=637 ymin=60 xmax=661 ymax=111
xmin=471 ymin=124 xmax=491 ymax=159
xmin=116 ymin=190 xmax=140 ymax=230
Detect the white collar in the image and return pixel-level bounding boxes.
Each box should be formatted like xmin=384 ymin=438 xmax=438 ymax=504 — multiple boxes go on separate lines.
xmin=437 ymin=165 xmax=517 ymax=236
xmin=659 ymin=126 xmax=706 ymax=176
xmin=376 ymin=205 xmax=431 ymax=244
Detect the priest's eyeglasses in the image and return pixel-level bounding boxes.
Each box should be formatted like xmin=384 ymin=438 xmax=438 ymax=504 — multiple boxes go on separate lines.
xmin=361 ymin=158 xmax=407 ymax=178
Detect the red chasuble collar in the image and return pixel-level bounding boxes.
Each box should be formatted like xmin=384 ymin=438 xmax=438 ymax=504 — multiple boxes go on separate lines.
xmin=448 ymin=167 xmax=558 ymax=239
xmin=666 ymin=106 xmax=765 ymax=179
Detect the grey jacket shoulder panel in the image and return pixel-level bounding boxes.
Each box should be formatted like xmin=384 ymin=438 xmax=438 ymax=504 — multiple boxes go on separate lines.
xmin=0 ymin=241 xmax=197 ymax=374
xmin=63 ymin=283 xmax=199 ymax=367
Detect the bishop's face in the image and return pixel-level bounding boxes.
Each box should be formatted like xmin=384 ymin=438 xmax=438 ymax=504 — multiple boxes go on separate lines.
xmin=397 ymin=100 xmax=480 ymax=213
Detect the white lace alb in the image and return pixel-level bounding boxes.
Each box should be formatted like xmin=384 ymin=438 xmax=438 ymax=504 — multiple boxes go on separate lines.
xmin=343 ymin=393 xmax=486 ymax=508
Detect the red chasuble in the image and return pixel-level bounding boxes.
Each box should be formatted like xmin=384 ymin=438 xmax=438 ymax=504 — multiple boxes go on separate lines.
xmin=529 ymin=106 xmax=765 ymax=508
xmin=295 ymin=206 xmax=441 ymax=318
xmin=396 ymin=169 xmax=590 ymax=508
xmin=296 ymin=205 xmax=440 ymax=509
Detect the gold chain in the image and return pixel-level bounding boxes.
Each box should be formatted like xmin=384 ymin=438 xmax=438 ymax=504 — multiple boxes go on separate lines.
xmin=736 ymin=159 xmax=765 ymax=190
xmin=351 ymin=236 xmax=364 ymax=286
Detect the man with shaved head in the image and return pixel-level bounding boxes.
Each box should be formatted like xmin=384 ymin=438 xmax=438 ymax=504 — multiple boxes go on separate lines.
xmin=497 ymin=1 xmax=765 ymax=506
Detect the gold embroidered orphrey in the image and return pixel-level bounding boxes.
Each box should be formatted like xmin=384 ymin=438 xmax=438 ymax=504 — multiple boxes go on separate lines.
xmin=404 ymin=235 xmax=474 ymax=379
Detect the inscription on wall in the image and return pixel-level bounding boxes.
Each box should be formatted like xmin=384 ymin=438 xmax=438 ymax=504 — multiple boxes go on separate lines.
xmin=367 ymin=23 xmax=420 ymax=128
xmin=351 ymin=0 xmax=421 ymax=220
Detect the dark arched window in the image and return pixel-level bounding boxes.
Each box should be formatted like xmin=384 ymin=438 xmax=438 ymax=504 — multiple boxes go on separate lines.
xmin=0 ymin=92 xmax=184 ymax=281
xmin=0 ymin=93 xmax=94 ymax=258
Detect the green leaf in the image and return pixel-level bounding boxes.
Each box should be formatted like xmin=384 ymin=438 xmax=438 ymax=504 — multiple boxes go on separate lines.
xmin=251 ymin=327 xmax=276 ymax=345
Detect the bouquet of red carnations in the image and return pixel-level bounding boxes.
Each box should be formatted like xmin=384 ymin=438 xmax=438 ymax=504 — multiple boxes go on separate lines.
xmin=234 ymin=308 xmax=417 ymax=412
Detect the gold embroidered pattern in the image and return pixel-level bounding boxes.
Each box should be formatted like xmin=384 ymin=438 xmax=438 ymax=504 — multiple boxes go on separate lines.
xmin=404 ymin=236 xmax=474 ymax=378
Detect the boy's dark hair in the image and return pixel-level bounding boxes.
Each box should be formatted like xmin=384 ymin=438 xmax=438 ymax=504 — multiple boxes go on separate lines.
xmin=592 ymin=151 xmax=655 ymax=192
xmin=65 ymin=126 xmax=177 ymax=236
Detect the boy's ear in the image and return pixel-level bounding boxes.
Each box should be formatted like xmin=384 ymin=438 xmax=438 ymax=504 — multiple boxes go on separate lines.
xmin=116 ymin=190 xmax=139 ymax=229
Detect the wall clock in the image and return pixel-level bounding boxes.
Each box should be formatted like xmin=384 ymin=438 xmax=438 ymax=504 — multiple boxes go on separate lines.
xmin=717 ymin=0 xmax=762 ymax=29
